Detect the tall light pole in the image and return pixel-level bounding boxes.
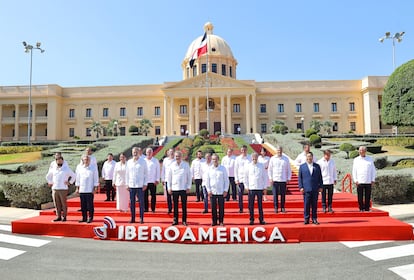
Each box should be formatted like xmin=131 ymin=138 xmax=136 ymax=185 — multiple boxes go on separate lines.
xmin=23 ymin=41 xmax=45 ymax=145
xmin=379 ymin=31 xmax=405 ymax=70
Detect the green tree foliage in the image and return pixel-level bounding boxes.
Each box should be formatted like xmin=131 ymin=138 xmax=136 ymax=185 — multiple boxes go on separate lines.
xmin=309 ymin=134 xmax=321 ymax=146
xmin=138 ymin=119 xmax=153 ymax=136
xmin=322 ymin=120 xmax=333 ymax=135
xmin=129 ymin=125 xmax=139 ymax=135
xmin=305 ymin=128 xmax=318 ymax=138
xmin=199 ymin=129 xmax=209 ymax=138
xmin=381 ymin=59 xmax=414 ymax=126
xmin=309 ymin=120 xmax=321 ymax=132
xmin=271 ymin=120 xmax=288 ymax=134
xmin=90 ymin=121 xmax=103 ymax=139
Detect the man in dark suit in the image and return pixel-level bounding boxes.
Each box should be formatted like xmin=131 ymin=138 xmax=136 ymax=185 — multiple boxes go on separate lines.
xmin=298 ymin=152 xmax=323 ymax=225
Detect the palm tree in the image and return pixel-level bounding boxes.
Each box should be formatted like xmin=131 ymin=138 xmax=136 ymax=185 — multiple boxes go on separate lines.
xmin=90 ymin=121 xmax=103 ymax=139
xmin=107 ymin=119 xmax=120 ymax=136
xmin=138 ymin=119 xmax=153 ymax=136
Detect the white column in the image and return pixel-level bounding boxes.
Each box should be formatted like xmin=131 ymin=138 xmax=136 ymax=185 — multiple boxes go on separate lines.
xmin=32 ymin=103 xmax=36 ymax=140
xmin=189 ymin=96 xmax=193 ymax=134
xmin=14 ymin=104 xmax=19 ymax=141
xmin=227 ymin=94 xmax=231 ymax=134
xmin=163 ymin=96 xmax=168 ymax=135
xmin=170 ymin=97 xmax=174 ymax=135
xmin=195 ymin=96 xmax=199 ymax=132
xmin=251 ymin=94 xmax=257 ymax=133
xmin=220 ymin=95 xmax=225 ymax=135
xmin=245 ymin=94 xmax=251 ymax=134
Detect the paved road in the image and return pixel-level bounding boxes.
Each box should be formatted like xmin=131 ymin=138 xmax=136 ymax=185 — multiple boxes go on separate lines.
xmin=1 ymin=223 xmax=413 ymax=280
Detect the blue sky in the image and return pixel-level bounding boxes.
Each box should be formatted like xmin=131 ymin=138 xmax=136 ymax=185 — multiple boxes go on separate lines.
xmin=0 ymin=0 xmax=413 ymax=87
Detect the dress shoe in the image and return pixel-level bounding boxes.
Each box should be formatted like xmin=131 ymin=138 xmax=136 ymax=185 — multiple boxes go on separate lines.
xmin=182 ymin=222 xmax=188 ymax=226
xmin=249 ymin=220 xmax=254 ymax=225
xmin=202 ymin=210 xmax=208 ymax=214
xmin=211 ymin=223 xmax=217 ymax=226
xmin=322 ymin=207 xmax=326 ymax=213
xmin=78 ymin=219 xmax=86 ymax=223
xmin=196 ymin=199 xmax=200 ymax=202
xmin=140 ymin=219 xmax=144 ymax=224
xmin=304 ymin=220 xmax=309 ymax=225
xmin=260 ymin=220 xmax=266 ymax=225
xmin=53 ymin=217 xmax=62 ymax=222
xmin=172 ymin=221 xmax=178 ymax=226
xmin=104 ymin=199 xmax=110 ymax=201
xmin=129 ymin=219 xmax=136 ymax=223
xmin=168 ymin=210 xmax=172 ymax=214
xmin=281 ymin=208 xmax=286 ymax=213
xmin=328 ymin=207 xmax=334 ymax=213
xmin=312 ymin=220 xmax=319 ymax=225
xmin=274 ymin=209 xmax=278 ymax=213
xmin=219 ymin=223 xmax=224 ymax=226
xmin=86 ymin=218 xmax=93 ymax=223
xmin=239 ymin=210 xmax=243 ymax=213
xmin=62 ymin=217 xmax=66 ymax=222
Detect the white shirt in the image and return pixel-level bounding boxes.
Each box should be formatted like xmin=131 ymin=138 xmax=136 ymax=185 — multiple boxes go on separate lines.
xmin=167 ymin=161 xmax=192 ymax=191
xmin=75 ymin=164 xmax=99 ymax=193
xmin=46 ymin=165 xmax=76 ymax=190
xmin=113 ymin=161 xmax=127 ymax=186
xmin=49 ymin=160 xmax=69 ymax=170
xmin=191 ymin=158 xmax=205 ymax=179
xmin=295 ymin=151 xmax=315 ymax=168
xmin=161 ymin=157 xmax=175 ymax=182
xmin=206 ymin=165 xmax=229 ymax=195
xmin=221 ymin=155 xmax=236 ymax=177
xmin=201 ymin=161 xmax=213 ymax=186
xmin=144 ymin=156 xmax=160 ymax=184
xmin=268 ymin=155 xmax=292 ymax=182
xmin=101 ymin=160 xmax=116 ymax=180
xmin=352 ymin=155 xmax=376 ymax=184
xmin=244 ymin=161 xmax=267 ymax=190
xmin=234 ymin=154 xmax=251 ymax=183
xmin=125 ymin=157 xmax=148 ymax=188
xmin=317 ymin=157 xmax=337 ymax=185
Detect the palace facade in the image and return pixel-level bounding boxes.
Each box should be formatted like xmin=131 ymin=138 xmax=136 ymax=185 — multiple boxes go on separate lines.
xmin=0 ymin=22 xmax=390 ymax=142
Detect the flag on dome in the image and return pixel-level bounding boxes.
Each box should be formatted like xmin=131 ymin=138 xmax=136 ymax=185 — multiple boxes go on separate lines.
xmin=189 ymin=32 xmax=207 ymax=68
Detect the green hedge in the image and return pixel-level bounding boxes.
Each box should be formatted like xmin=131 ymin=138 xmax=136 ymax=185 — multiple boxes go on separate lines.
xmin=372 ymin=174 xmax=413 ymax=204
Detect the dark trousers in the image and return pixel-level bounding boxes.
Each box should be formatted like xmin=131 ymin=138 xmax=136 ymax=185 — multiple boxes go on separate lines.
xmin=211 ymin=194 xmax=225 ymax=224
xmin=303 ymin=190 xmax=318 ymax=221
xmin=226 ymin=177 xmax=237 ymax=201
xmin=272 ymin=181 xmax=287 ymax=210
xmin=105 ymin=180 xmax=115 ymax=201
xmin=238 ymin=183 xmax=245 ymax=211
xmin=321 ymin=184 xmax=334 ymax=208
xmin=248 ymin=190 xmax=264 ymax=222
xmin=80 ymin=193 xmax=94 ymax=221
xmin=202 ymin=186 xmax=209 ymax=212
xmin=194 ymin=179 xmax=203 ymax=201
xmin=144 ymin=183 xmax=157 ymax=212
xmin=173 ymin=190 xmax=187 ymax=223
xmin=130 ymin=188 xmax=145 ymax=222
xmin=357 ymin=184 xmax=372 ymax=211
xmin=164 ymin=183 xmax=172 ymax=212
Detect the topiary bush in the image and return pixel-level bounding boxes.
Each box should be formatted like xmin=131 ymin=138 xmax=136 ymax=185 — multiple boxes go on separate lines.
xmin=349 ymin=150 xmax=359 ymax=159
xmin=374 ymin=156 xmax=388 ymax=169
xmin=305 ymin=128 xmax=318 ymax=138
xmin=372 ymin=174 xmax=413 ymax=204
xmin=309 ymin=134 xmax=321 ymax=146
xmin=366 ymin=145 xmax=382 ymax=154
xmin=339 ymin=143 xmax=355 ymax=159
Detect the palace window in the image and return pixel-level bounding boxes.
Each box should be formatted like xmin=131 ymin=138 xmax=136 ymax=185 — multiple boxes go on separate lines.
xmin=350 ymin=122 xmax=356 ymax=131
xmin=155 ymin=126 xmax=161 ymax=135
xmin=349 ymin=102 xmax=355 ymax=112
xmin=86 ymin=128 xmax=91 ymax=137
xmin=103 ymin=108 xmax=109 ymax=117
xmin=192 ymin=65 xmax=197 ymax=77
xmin=313 ymin=103 xmax=320 ymax=113
xmin=180 ymin=105 xmax=187 ymax=115
xmin=69 ymin=128 xmax=75 ymax=137
xmin=137 ymin=107 xmax=143 ymax=116
xmin=212 ymin=63 xmax=217 ymax=73
xmin=233 ymin=104 xmax=241 ymax=113
xmin=69 ymin=109 xmax=75 ymax=119
xmin=260 ymin=104 xmax=266 ymax=113
xmin=154 ymin=106 xmax=161 ymax=116
xmin=120 ymin=107 xmax=126 ymax=117
xmin=221 ymin=64 xmax=226 ymax=76
xmin=296 ymin=103 xmax=302 ymax=113
xmin=201 ymin=64 xmax=207 ymax=74
xmin=277 ymin=104 xmax=284 ymax=113
xmin=261 ymin=123 xmax=267 ymax=133
xmin=333 ymin=122 xmax=338 ymax=132
xmin=331 ymin=102 xmax=338 ymax=112
xmin=86 ymin=108 xmax=92 ymax=118
xmin=229 ymin=66 xmax=233 ymax=78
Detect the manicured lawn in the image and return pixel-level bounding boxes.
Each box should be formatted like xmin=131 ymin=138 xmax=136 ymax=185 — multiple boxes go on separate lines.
xmin=0 ymin=151 xmax=42 ymax=164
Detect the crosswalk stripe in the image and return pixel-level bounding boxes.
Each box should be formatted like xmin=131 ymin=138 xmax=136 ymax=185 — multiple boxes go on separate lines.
xmin=0 ymin=225 xmax=11 ymax=232
xmin=0 ymin=247 xmax=26 ymax=260
xmin=389 ymin=263 xmax=414 ymax=280
xmin=360 ymin=244 xmax=414 ymax=261
xmin=0 ymin=233 xmax=50 ymax=247
xmin=340 ymin=241 xmax=392 ymax=248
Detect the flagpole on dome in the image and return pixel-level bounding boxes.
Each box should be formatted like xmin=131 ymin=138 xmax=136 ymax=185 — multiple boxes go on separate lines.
xmin=206 ymin=33 xmax=210 ymax=135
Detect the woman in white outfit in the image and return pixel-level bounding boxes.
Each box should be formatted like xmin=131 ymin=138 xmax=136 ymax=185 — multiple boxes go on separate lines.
xmin=113 ymin=153 xmax=128 ymax=212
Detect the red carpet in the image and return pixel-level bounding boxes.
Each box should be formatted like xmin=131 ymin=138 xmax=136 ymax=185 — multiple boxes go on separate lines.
xmin=12 ymin=180 xmax=414 ymax=243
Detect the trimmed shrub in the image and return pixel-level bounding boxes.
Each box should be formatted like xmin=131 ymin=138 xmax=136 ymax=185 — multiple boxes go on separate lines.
xmin=366 ymin=145 xmax=382 ymax=154
xmin=372 ymin=174 xmax=413 ymax=204
xmin=339 ymin=143 xmax=355 ymax=159
xmin=305 ymin=128 xmax=318 ymax=138
xmin=349 ymin=150 xmax=359 ymax=159
xmin=199 ymin=129 xmax=209 ymax=138
xmin=374 ymin=156 xmax=388 ymax=169
xmin=309 ymin=134 xmax=321 ymax=146
xmin=392 ymin=158 xmax=414 ymax=168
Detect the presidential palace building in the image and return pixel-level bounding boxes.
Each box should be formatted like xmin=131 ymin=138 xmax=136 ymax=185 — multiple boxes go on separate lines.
xmin=0 ymin=22 xmax=391 ymax=142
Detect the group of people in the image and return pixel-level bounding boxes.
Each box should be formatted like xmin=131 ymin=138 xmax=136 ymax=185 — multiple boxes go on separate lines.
xmin=46 ymin=142 xmax=376 ymax=227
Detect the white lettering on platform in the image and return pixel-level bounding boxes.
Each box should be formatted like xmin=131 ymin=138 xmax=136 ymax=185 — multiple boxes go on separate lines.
xmin=116 ymin=226 xmax=285 ymax=243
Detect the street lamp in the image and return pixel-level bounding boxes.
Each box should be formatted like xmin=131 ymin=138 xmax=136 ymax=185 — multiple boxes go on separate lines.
xmin=23 ymin=41 xmax=45 ymax=145
xmin=113 ymin=121 xmax=118 ymax=136
xmin=301 ymin=117 xmax=304 ymax=133
xmin=379 ymin=31 xmax=405 ymax=70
